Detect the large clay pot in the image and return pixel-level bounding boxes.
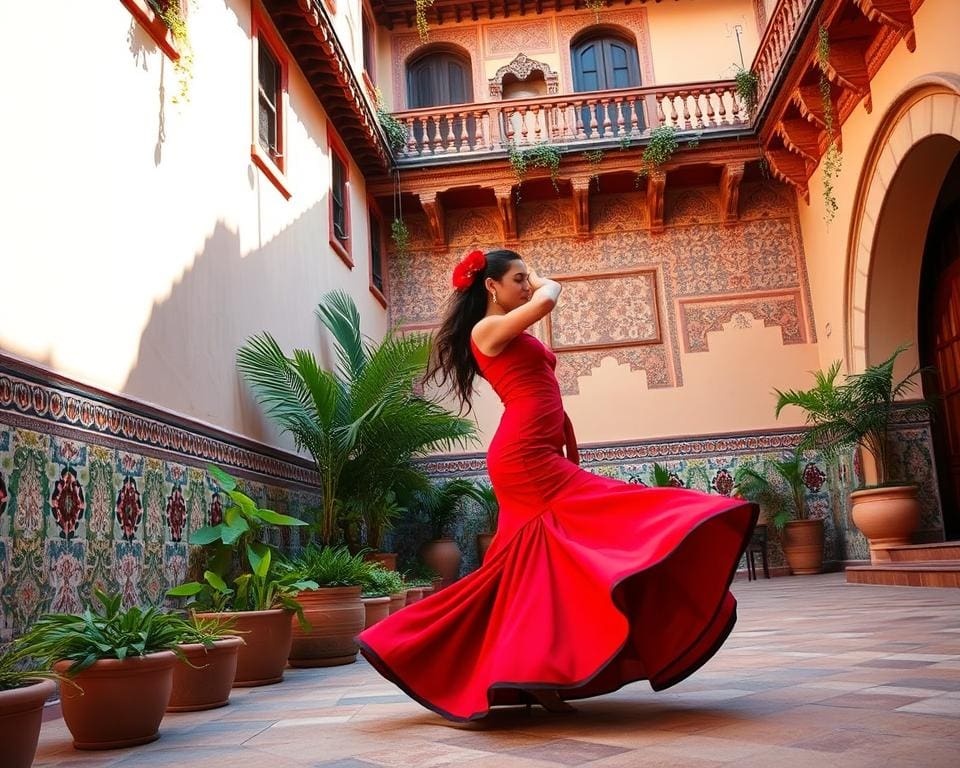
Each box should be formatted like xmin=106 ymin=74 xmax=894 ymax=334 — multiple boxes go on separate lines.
xmin=405 ymin=586 xmax=424 ymax=606
xmin=476 ymin=532 xmax=494 ymax=565
xmin=289 ymin=586 xmax=365 ymax=668
xmin=851 ymin=485 xmax=921 ymax=563
xmin=388 ymin=591 xmax=406 ymax=614
xmin=196 ymin=609 xmax=292 ymax=687
xmin=420 ymin=539 xmax=462 ymax=585
xmin=54 ymin=652 xmax=176 ymax=750
xmin=782 ymin=519 xmax=824 ymax=575
xmin=362 ymin=596 xmax=391 ymax=629
xmin=167 ymin=636 xmax=243 ymax=712
xmin=363 ymin=551 xmax=397 ymax=571
xmin=0 ymin=678 xmax=55 ymax=767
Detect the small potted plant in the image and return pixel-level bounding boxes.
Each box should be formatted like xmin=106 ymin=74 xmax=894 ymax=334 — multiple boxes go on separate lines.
xmin=734 ymin=448 xmax=825 ymax=574
xmin=0 ymin=641 xmax=61 ymax=767
xmin=361 ymin=491 xmax=404 ymax=571
xmin=278 ymin=544 xmax=374 ymax=667
xmin=401 ymin=560 xmax=440 ymax=604
xmin=166 ymin=614 xmax=243 ymax=712
xmin=475 ymin=483 xmax=499 ymax=565
xmin=775 ymin=346 xmax=933 ymax=562
xmin=167 ymin=465 xmax=314 ymax=687
xmin=416 ymin=479 xmax=485 ymax=586
xmin=18 ymin=590 xmax=185 ymax=750
xmin=360 ymin=566 xmax=405 ymax=627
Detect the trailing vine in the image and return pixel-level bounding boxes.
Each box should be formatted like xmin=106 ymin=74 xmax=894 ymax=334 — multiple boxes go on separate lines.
xmin=734 ymin=66 xmax=759 ymax=119
xmin=416 ymin=0 xmax=436 ymax=42
xmin=635 ymin=125 xmax=679 ymax=184
xmin=583 ymin=149 xmax=604 ymax=190
xmin=585 ymin=0 xmax=605 ymax=23
xmin=508 ymin=143 xmax=562 ymax=202
xmin=149 ymin=0 xmax=194 ymax=103
xmin=391 ymin=218 xmax=411 ymax=276
xmin=374 ymin=88 xmax=408 ymax=154
xmin=817 ymin=25 xmax=841 ymax=224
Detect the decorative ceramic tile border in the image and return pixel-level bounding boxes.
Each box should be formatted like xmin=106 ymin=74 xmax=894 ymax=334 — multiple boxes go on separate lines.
xmin=0 ymin=354 xmax=319 ymax=489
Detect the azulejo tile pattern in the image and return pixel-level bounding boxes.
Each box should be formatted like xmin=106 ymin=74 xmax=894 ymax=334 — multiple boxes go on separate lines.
xmin=388 ymin=182 xmax=816 ymax=395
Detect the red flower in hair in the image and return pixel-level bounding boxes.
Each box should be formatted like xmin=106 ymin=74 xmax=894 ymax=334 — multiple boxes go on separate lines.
xmin=452 ymin=250 xmax=487 ymax=292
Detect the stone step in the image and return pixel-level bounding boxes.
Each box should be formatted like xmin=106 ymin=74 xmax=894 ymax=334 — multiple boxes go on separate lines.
xmin=884 ymin=541 xmax=960 ymax=562
xmin=846 ymin=560 xmax=960 ymax=588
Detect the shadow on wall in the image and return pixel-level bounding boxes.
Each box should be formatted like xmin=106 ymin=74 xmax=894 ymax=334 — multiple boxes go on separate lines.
xmin=121 ymin=202 xmax=343 ymax=453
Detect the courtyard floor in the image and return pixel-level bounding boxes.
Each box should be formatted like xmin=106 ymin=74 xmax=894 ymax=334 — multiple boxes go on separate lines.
xmin=32 ymin=573 xmax=960 ymax=768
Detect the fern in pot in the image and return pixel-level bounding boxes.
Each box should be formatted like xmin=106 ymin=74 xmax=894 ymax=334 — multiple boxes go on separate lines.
xmin=360 ymin=566 xmax=406 ymax=626
xmin=166 ymin=613 xmax=244 ymax=713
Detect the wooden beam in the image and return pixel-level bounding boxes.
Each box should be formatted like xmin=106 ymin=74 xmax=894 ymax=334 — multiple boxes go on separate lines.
xmin=646 ymin=170 xmax=666 ymax=233
xmin=854 ymin=0 xmax=916 ymax=52
xmin=765 ymin=148 xmax=810 ymax=202
xmin=820 ymin=38 xmax=873 ymax=113
xmin=719 ymin=162 xmax=745 ymax=226
xmin=494 ymin=185 xmax=519 ymax=242
xmin=419 ymin=192 xmax=447 ymax=247
xmin=570 ymin=177 xmax=591 ymax=237
xmin=777 ymin=118 xmax=823 ymax=163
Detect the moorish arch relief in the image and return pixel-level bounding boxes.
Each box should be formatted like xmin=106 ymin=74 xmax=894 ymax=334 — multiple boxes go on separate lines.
xmin=488 ymin=54 xmax=560 ymax=98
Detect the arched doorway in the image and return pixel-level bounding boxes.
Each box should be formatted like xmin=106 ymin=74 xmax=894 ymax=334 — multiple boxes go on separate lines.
xmin=570 ymin=27 xmax=643 ymax=137
xmin=846 ymin=75 xmax=960 ymax=541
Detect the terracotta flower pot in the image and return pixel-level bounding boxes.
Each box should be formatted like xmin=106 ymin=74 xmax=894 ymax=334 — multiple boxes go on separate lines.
xmin=363 ymin=551 xmax=398 ymax=571
xmin=195 ymin=609 xmax=292 ymax=687
xmin=431 ymin=576 xmax=444 ymax=593
xmin=54 ymin=652 xmax=176 ymax=750
xmin=782 ymin=518 xmax=825 ymax=575
xmin=477 ymin=532 xmax=494 ymax=565
xmin=420 ymin=538 xmax=462 ymax=585
xmin=405 ymin=586 xmax=424 ymax=606
xmin=850 ymin=485 xmax=921 ymax=563
xmin=289 ymin=586 xmax=365 ymax=668
xmin=0 ymin=678 xmax=56 ymax=768
xmin=388 ymin=591 xmax=406 ymax=614
xmin=167 ymin=636 xmax=243 ymax=712
xmin=362 ymin=596 xmax=391 ymax=629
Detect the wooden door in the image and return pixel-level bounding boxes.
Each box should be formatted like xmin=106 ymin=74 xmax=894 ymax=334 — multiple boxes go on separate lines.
xmin=932 ymin=258 xmax=960 ymax=532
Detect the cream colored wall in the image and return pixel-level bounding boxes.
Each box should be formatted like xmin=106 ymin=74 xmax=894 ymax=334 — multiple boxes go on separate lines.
xmin=0 ymin=0 xmax=386 ymax=449
xmin=795 ymin=0 xmax=960 ymax=377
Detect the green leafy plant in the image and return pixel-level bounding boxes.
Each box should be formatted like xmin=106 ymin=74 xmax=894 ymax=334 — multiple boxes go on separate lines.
xmin=18 ymin=590 xmax=188 ymax=675
xmin=734 ymin=66 xmax=760 ymax=118
xmin=415 ymin=478 xmax=486 ymax=541
xmin=366 ymin=490 xmax=406 ymax=552
xmin=648 ymin=462 xmax=675 ymax=487
xmin=774 ymin=345 xmax=933 ymax=487
xmin=0 ymin=642 xmax=62 ymax=691
xmin=403 ymin=559 xmax=439 ymax=587
xmin=148 ymin=0 xmax=194 ymax=103
xmin=509 ymin=142 xmax=562 ymax=201
xmin=279 ymin=544 xmax=374 ymax=587
xmin=390 ymin=217 xmax=411 ymax=276
xmin=415 ymin=0 xmax=436 ymax=42
xmin=174 ymin=613 xmax=238 ymax=647
xmin=374 ymin=87 xmax=408 ymax=154
xmin=585 ymin=0 xmax=605 ymax=23
xmin=583 ymin=149 xmax=604 ymax=190
xmin=476 ymin=483 xmax=499 ymax=532
xmin=361 ymin=566 xmax=406 ymax=598
xmin=237 ymin=291 xmax=476 ymax=546
xmin=816 ymin=25 xmax=841 ymax=224
xmin=733 ymin=450 xmax=809 ymax=530
xmin=618 ymin=134 xmax=633 ymax=151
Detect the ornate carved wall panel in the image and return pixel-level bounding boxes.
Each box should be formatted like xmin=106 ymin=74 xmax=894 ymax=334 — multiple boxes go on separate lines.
xmin=483 ymin=20 xmax=555 ymax=58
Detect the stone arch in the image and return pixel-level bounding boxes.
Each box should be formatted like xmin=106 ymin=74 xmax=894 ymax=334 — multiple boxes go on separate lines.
xmin=488 ymin=54 xmax=559 ymax=99
xmin=846 ymin=74 xmax=960 ymax=375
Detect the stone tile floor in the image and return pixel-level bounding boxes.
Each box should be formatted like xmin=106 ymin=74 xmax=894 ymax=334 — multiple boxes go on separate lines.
xmin=33 ymin=574 xmax=960 ymax=767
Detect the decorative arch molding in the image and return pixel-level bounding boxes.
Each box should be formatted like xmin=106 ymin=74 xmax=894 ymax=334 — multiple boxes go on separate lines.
xmin=391 ymin=27 xmax=482 ymax=110
xmin=488 ymin=54 xmax=559 ymax=98
xmin=845 ymin=74 xmax=960 ymax=374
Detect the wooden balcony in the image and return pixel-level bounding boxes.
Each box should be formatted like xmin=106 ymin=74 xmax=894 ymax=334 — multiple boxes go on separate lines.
xmin=390 ymin=80 xmax=750 ymax=165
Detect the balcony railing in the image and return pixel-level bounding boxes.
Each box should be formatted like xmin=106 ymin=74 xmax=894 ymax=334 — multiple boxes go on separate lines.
xmin=751 ymin=0 xmax=816 ymax=110
xmin=390 ymin=80 xmax=749 ymax=160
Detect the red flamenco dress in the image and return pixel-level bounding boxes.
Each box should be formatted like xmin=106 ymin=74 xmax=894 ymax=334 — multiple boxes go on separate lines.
xmin=358 ymin=332 xmax=758 ymax=722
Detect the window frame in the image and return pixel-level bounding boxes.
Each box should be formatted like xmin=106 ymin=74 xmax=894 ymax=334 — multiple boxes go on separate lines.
xmin=328 ymin=127 xmax=353 ymax=268
xmin=251 ymin=3 xmax=291 ymax=199
xmin=367 ymin=201 xmax=387 ymax=308
xmin=361 ymin=3 xmax=377 ymax=88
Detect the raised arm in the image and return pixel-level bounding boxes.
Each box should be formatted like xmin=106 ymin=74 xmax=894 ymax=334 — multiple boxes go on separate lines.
xmin=472 ymin=269 xmax=562 ymax=357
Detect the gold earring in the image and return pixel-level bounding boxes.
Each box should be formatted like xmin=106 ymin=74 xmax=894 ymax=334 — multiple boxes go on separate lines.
xmin=491 ymin=291 xmax=499 ymax=305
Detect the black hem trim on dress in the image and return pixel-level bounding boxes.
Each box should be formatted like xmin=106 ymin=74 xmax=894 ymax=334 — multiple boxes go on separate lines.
xmin=358 ymin=498 xmax=759 ymax=723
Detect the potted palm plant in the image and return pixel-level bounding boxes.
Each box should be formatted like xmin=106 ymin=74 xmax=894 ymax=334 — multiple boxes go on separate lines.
xmin=475 ymin=483 xmax=499 ymax=565
xmin=166 ymin=614 xmax=243 ymax=712
xmin=167 ymin=465 xmax=315 ymax=687
xmin=18 ymin=590 xmax=185 ymax=750
xmin=416 ymin=479 xmax=486 ymax=586
xmin=734 ymin=449 xmax=824 ymax=574
xmin=360 ymin=566 xmax=406 ymax=626
xmin=362 ymin=491 xmax=405 ymax=570
xmin=277 ymin=545 xmax=373 ymax=667
xmin=775 ymin=345 xmax=933 ymax=562
xmin=0 ymin=641 xmax=61 ymax=767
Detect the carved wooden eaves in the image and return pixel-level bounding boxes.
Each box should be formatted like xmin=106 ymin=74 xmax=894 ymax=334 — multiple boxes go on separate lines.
xmin=418 ymin=192 xmax=446 ymax=248
xmin=719 ymin=162 xmax=745 ymax=226
xmin=646 ymin=171 xmax=666 ymax=234
xmin=819 ymin=38 xmax=873 ymax=113
xmin=854 ymin=0 xmax=917 ymax=52
xmin=570 ymin=177 xmax=591 ymax=237
xmin=765 ymin=149 xmax=811 ymax=203
xmin=493 ymin=185 xmax=518 ymax=242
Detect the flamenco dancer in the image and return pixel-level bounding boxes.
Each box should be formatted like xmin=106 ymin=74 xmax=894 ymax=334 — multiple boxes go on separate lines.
xmin=358 ymin=249 xmax=758 ymax=721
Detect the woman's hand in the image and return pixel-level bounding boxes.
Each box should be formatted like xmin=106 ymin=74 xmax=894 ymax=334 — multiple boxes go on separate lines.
xmin=527 ymin=268 xmax=547 ymax=292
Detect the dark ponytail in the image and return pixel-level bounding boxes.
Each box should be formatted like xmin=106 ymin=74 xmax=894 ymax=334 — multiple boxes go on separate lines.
xmin=425 ymin=249 xmax=521 ymax=413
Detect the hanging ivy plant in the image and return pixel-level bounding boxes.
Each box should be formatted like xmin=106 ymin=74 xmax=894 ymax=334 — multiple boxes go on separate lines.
xmin=618 ymin=134 xmax=632 ymax=151
xmin=635 ymin=125 xmax=679 ymax=184
xmin=734 ymin=66 xmax=759 ymax=119
xmin=817 ymin=25 xmax=841 ymax=225
xmin=585 ymin=0 xmax=605 ymax=23
xmin=508 ymin=143 xmax=562 ymax=202
xmin=415 ymin=0 xmax=436 ymax=42
xmin=391 ymin=218 xmax=411 ymax=276
xmin=149 ymin=0 xmax=194 ymax=103
xmin=583 ymin=149 xmax=604 ymax=191
xmin=373 ymin=88 xmax=408 ymax=154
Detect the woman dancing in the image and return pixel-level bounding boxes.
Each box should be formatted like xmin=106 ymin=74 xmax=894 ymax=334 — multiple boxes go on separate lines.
xmin=358 ymin=248 xmax=758 ymax=721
